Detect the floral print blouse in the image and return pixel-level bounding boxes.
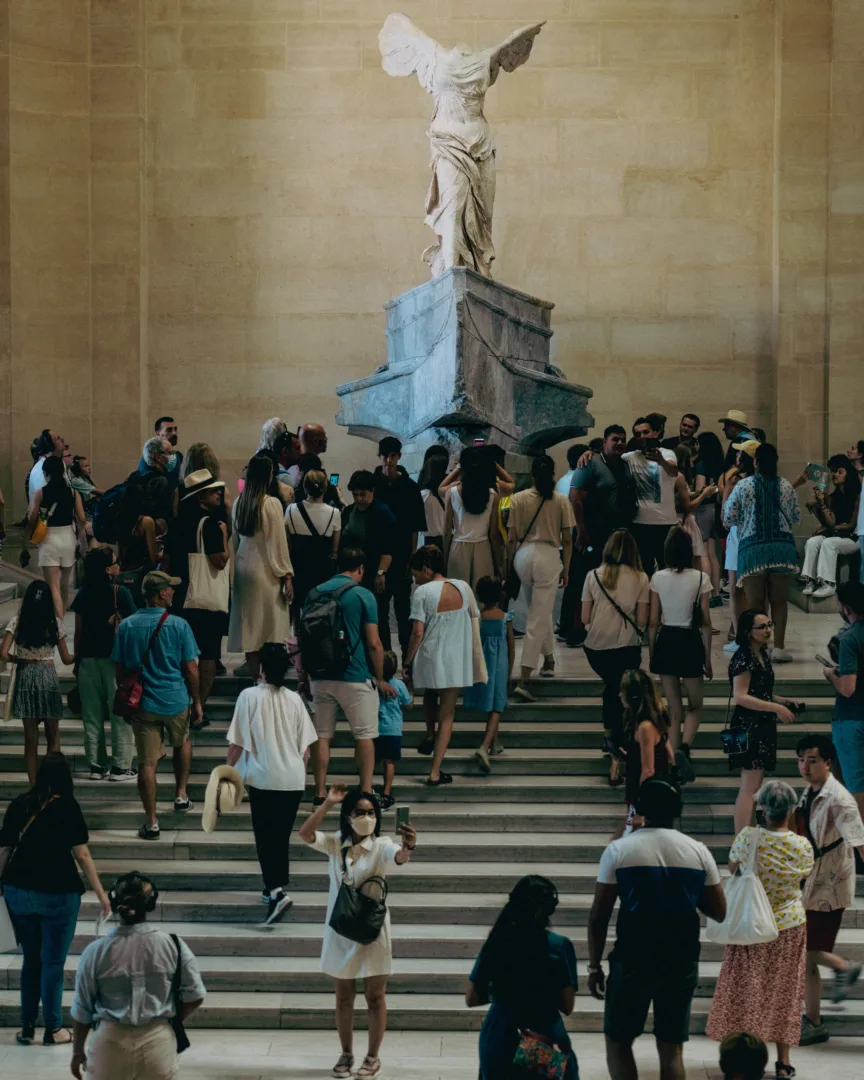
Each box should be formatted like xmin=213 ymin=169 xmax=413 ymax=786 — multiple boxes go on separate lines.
xmin=729 ymin=826 xmax=814 ymax=931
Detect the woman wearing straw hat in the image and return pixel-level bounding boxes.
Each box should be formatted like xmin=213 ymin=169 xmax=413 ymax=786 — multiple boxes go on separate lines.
xmin=163 ymin=470 xmax=230 ymax=727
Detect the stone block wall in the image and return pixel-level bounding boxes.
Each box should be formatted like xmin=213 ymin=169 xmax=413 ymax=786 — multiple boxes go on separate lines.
xmin=0 ymin=1 xmax=861 ymax=509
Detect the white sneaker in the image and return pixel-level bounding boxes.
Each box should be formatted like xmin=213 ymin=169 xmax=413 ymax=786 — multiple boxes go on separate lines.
xmin=801 ymin=579 xmax=817 ymax=596
xmin=812 ymin=582 xmax=836 ymax=600
xmin=772 ymin=648 xmax=793 ymax=663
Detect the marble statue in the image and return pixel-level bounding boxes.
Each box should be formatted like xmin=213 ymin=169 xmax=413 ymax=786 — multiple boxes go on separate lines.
xmin=379 ymin=13 xmax=545 ymax=279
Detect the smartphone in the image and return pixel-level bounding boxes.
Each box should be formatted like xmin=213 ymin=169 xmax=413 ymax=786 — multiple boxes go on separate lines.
xmin=396 ymin=806 xmax=411 ymax=830
xmin=644 ymin=438 xmax=661 ymax=451
xmin=816 ymin=653 xmax=835 ymax=668
xmin=474 ymin=437 xmax=485 ymax=447
xmin=329 ymin=473 xmax=339 ymax=487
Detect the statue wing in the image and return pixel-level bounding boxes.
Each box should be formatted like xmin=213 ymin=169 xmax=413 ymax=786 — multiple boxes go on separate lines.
xmin=487 ymin=22 xmax=545 ymax=85
xmin=379 ymin=13 xmax=438 ymax=93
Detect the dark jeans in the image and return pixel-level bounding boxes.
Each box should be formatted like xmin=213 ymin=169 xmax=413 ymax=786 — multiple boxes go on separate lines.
xmin=3 ymin=886 xmax=80 ymax=1029
xmin=559 ymin=535 xmax=604 ymax=639
xmin=247 ymin=787 xmax=303 ymax=893
xmin=631 ymin=523 xmax=672 ymax=577
xmin=375 ymin=566 xmax=412 ymax=655
xmin=584 ymin=645 xmax=642 ymax=746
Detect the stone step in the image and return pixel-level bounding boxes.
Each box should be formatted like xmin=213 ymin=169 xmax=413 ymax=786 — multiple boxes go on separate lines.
xmin=1 ymin=950 xmax=860 ymax=1001
xmin=80 ymin=827 xmax=738 ymax=864
xmin=0 ymin=744 xmax=811 ymax=777
xmin=41 ymin=919 xmax=864 ymax=964
xmin=3 ymin=990 xmax=862 ymax=1034
xmin=83 ymin=857 xmax=864 ymax=897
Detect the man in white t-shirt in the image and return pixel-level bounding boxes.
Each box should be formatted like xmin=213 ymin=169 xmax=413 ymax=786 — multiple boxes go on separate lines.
xmin=588 ymin=779 xmax=726 ymax=1080
xmin=623 ymin=416 xmax=678 ymax=576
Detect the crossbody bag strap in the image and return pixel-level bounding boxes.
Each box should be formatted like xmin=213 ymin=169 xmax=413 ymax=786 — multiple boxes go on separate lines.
xmin=798 ymin=796 xmax=845 ymax=860
xmin=592 ymin=570 xmax=643 ymax=638
xmin=295 ymin=500 xmax=320 ymax=538
xmin=139 ymin=609 xmax=170 ymax=676
xmin=516 ymin=497 xmax=547 ymax=552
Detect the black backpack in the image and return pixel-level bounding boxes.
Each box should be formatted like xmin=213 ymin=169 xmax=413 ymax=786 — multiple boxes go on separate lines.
xmin=298 ymin=579 xmax=361 ymax=680
xmin=92 ymin=479 xmax=130 ymax=543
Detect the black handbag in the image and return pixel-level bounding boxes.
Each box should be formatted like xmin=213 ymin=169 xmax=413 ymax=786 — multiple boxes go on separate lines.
xmin=328 ymin=849 xmax=388 ymax=946
xmin=719 ymin=685 xmax=749 ymax=757
xmin=169 ymin=933 xmax=191 ymax=1054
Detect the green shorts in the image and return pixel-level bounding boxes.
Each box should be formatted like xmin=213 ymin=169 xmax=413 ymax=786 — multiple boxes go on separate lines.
xmin=604 ymin=955 xmax=699 ymax=1045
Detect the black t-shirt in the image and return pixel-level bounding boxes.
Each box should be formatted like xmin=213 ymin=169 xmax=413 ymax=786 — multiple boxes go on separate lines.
xmin=0 ymin=794 xmax=89 ymax=894
xmin=571 ymin=455 xmax=636 ymax=536
xmin=372 ymin=469 xmax=427 ymax=564
xmin=70 ymin=584 xmax=137 ymax=659
xmin=165 ymin=509 xmax=225 ymax=606
xmin=42 ymin=479 xmax=75 ymax=527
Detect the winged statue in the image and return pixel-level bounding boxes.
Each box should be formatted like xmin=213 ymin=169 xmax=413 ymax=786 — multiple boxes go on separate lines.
xmin=379 ymin=13 xmax=545 ymax=278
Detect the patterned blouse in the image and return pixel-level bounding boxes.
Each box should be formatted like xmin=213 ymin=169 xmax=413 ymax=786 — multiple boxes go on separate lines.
xmin=723 ymin=475 xmax=801 ymax=541
xmin=729 ymin=826 xmax=814 ymax=931
xmin=4 ymin=615 xmax=66 ymax=661
xmin=798 ymin=774 xmax=864 ymax=911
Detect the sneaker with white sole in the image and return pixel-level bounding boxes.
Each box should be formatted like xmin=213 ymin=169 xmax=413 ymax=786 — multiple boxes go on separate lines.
xmin=799 ymin=1015 xmax=829 ymax=1045
xmin=173 ymin=796 xmax=192 ymax=812
xmin=771 ymin=648 xmax=793 ymax=663
xmin=801 ymin=580 xmax=817 ymax=596
xmin=332 ymin=1052 xmax=354 ymax=1078
xmin=812 ymin=582 xmax=837 ymax=600
xmin=88 ymin=766 xmax=108 ymax=781
xmin=833 ymin=962 xmax=862 ymax=1003
xmin=138 ymin=822 xmax=160 ymax=840
xmin=264 ymin=890 xmax=293 ymax=926
xmin=108 ymin=766 xmax=138 ymax=782
xmin=512 ymin=684 xmax=536 ymax=702
xmin=474 ymin=748 xmax=491 ymax=774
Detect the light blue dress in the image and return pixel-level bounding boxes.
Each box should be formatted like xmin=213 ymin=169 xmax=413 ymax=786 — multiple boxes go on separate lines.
xmin=410 ymin=578 xmax=476 ymax=690
xmin=463 ymin=614 xmax=512 ymax=713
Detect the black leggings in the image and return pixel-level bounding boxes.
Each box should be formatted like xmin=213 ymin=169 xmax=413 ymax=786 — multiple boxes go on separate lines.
xmin=584 ymin=645 xmax=642 ymax=746
xmin=248 ymin=787 xmax=303 ymax=893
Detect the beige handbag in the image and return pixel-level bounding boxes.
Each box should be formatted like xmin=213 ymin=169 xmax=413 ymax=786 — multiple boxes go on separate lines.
xmin=2 ymin=657 xmax=16 ymax=725
xmin=470 ymin=606 xmax=488 ymax=686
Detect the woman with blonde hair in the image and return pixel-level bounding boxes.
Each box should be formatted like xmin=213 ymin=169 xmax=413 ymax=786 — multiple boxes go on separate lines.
xmin=581 ymin=529 xmax=649 ymax=785
xmin=285 ymin=469 xmax=341 ymax=615
xmin=227 ymin=456 xmax=294 ymax=680
xmin=181 ymin=441 xmax=232 ymax=523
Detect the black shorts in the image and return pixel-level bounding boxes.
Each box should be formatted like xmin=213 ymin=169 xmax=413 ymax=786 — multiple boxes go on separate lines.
xmin=604 ymin=955 xmax=699 ymax=1045
xmin=375 ymin=735 xmax=402 ymax=762
xmin=179 ymin=608 xmax=227 ymax=661
xmin=650 ymin=626 xmax=705 ymax=679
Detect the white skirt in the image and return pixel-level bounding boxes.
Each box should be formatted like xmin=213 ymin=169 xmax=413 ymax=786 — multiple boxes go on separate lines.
xmin=39 ymin=525 xmax=77 ymax=568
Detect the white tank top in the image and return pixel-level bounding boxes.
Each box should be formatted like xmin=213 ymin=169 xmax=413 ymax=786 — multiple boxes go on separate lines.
xmin=450 ymin=486 xmax=494 ymax=543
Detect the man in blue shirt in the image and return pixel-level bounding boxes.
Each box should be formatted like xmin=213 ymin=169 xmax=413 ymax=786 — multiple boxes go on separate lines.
xmin=112 ymin=571 xmax=201 ymax=840
xmin=825 ymin=581 xmax=864 ymax=821
xmin=307 ymin=548 xmax=395 ymax=804
xmin=137 ymin=416 xmax=183 ymax=476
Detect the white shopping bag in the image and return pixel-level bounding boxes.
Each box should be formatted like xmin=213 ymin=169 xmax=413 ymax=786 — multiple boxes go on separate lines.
xmin=706 ymin=826 xmax=779 ymax=946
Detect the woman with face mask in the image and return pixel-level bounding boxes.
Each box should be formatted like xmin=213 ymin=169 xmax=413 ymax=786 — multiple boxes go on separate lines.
xmin=298 ymin=784 xmax=417 ymax=1079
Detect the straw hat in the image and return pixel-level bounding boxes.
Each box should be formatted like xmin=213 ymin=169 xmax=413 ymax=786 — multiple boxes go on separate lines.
xmin=181 ymin=469 xmax=225 ymax=501
xmin=202 ymin=765 xmax=245 ymax=833
xmin=718 ymin=409 xmax=750 ymax=427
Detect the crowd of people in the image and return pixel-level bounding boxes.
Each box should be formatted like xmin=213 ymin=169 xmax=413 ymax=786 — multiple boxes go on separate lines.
xmin=1 ymin=408 xmax=864 ymax=1078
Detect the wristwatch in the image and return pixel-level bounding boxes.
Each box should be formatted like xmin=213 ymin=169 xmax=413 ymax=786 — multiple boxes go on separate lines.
xmin=377 ymin=569 xmax=385 ymax=576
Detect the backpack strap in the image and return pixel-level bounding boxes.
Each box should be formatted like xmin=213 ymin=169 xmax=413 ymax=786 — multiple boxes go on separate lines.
xmin=295 ymin=500 xmax=320 ymax=538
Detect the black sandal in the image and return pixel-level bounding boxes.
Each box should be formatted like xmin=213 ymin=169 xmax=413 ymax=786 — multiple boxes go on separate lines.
xmin=43 ymin=1027 xmax=72 ymax=1046
xmin=775 ymin=1064 xmax=796 ymax=1080
xmin=15 ymin=1025 xmax=35 ymax=1045
xmin=426 ymin=772 xmax=453 ymax=786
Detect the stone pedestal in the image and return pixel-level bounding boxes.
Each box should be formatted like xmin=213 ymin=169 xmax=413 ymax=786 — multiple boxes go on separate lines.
xmin=335 ymin=268 xmax=593 ymax=478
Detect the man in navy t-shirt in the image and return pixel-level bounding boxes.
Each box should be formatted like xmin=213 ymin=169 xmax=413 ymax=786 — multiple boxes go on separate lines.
xmin=825 ymin=581 xmax=864 ymax=821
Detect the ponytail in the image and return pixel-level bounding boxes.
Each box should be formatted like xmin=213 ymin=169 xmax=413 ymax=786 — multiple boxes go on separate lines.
xmin=532 ymin=454 xmax=555 ymax=499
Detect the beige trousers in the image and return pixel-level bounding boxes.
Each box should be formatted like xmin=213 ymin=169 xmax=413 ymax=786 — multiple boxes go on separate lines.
xmin=88 ymin=1019 xmax=177 ymax=1080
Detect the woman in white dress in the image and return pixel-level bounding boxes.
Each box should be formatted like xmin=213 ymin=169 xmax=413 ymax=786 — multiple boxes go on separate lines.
xmin=298 ymin=784 xmax=417 ymax=1080
xmin=227 ymin=455 xmax=294 ymax=680
xmin=402 ymin=544 xmax=477 ymax=786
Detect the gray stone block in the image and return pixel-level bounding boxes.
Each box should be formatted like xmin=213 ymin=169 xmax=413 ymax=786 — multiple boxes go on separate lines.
xmin=335 ymin=267 xmax=593 ymax=477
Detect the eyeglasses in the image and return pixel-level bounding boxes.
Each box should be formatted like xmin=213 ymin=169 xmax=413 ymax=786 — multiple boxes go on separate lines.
xmin=351 ymin=808 xmax=376 ymax=818
xmin=754 ymin=621 xmax=774 ymax=630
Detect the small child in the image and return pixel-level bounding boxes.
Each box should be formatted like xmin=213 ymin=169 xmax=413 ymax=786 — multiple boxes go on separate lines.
xmin=463 ymin=577 xmax=515 ymax=774
xmin=619 ymin=668 xmax=675 ymax=835
xmin=374 ymin=650 xmax=412 ymax=810
xmin=719 ymin=1033 xmax=768 ymax=1080
xmin=0 ymin=581 xmax=74 ymax=787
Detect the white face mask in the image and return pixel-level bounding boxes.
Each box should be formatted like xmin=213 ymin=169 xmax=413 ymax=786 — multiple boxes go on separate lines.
xmin=351 ymin=814 xmax=376 ymax=838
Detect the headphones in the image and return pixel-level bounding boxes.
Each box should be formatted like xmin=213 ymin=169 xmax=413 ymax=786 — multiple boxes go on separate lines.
xmin=35 ymin=429 xmax=55 ymax=457
xmin=108 ymin=871 xmax=159 ymax=915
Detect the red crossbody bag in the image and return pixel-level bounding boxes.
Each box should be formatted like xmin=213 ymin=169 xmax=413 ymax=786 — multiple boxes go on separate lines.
xmin=113 ymin=610 xmax=170 ymax=722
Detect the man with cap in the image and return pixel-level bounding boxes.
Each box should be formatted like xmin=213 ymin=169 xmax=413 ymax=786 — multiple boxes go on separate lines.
xmin=719 ymin=409 xmax=757 ymax=470
xmin=111 ymin=570 xmax=202 ymax=840
xmin=587 ymin=778 xmax=726 ymax=1080
xmin=163 ymin=469 xmax=230 ymax=729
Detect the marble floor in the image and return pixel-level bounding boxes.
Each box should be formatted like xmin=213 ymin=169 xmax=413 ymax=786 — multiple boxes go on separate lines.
xmin=0 ymin=1030 xmax=861 ymax=1079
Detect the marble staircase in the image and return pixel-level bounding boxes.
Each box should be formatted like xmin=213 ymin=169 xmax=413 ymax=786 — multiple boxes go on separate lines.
xmin=1 ymin=673 xmax=863 ymax=1036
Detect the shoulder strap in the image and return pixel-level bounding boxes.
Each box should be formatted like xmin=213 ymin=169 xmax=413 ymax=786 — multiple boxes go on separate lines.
xmin=195 ymin=516 xmax=207 ymax=554
xmin=516 ymin=497 xmax=547 ymax=550
xmin=169 ymin=932 xmax=183 ymax=999
xmin=593 ymin=570 xmax=643 ymax=637
xmin=798 ymin=795 xmax=846 ymax=860
xmin=140 ymin=610 xmax=171 ymax=674
xmin=296 ymin=500 xmax=320 ymax=538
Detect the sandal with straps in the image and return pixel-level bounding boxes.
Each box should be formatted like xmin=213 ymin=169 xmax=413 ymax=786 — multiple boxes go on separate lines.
xmin=332 ymin=1051 xmax=354 ymax=1078
xmin=15 ymin=1024 xmax=35 ymax=1045
xmin=357 ymin=1055 xmax=382 ymax=1078
xmin=43 ymin=1027 xmax=73 ymax=1045
xmin=775 ymin=1064 xmax=796 ymax=1080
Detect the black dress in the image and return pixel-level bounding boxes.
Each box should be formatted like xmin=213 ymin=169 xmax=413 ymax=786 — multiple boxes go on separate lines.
xmin=727 ymin=646 xmax=776 ymax=771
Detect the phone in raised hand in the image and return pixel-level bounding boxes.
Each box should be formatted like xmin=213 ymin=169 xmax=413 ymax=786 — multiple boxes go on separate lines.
xmin=396 ymin=806 xmax=411 ymax=831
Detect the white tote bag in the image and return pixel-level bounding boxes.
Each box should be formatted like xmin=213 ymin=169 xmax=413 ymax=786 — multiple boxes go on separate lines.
xmin=706 ymin=826 xmax=779 ymax=946
xmin=184 ymin=517 xmax=229 ymax=614
xmin=0 ymin=895 xmax=17 ymax=953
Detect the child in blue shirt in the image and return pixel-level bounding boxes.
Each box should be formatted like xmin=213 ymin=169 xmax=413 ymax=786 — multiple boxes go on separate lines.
xmin=374 ymin=650 xmax=412 ymax=810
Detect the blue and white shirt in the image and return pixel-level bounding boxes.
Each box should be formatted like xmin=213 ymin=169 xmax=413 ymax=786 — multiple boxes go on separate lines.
xmin=597 ymin=826 xmax=720 ymax=963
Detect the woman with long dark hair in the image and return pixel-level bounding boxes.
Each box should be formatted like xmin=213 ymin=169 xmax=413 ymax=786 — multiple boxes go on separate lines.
xmin=70 ymin=548 xmax=137 ymax=781
xmin=442 ymin=446 xmax=502 ymax=590
xmin=418 ymin=446 xmax=449 ymax=549
xmin=724 ymin=443 xmax=801 ymax=662
xmin=799 ymin=453 xmax=861 ymax=599
xmin=0 ymin=581 xmax=74 ymax=785
xmin=509 ymin=455 xmax=575 ymax=701
xmin=467 ymin=874 xmax=578 ymax=1079
xmin=298 ymin=784 xmax=417 ymax=1079
xmin=228 ymin=455 xmax=294 ymax=680
xmin=0 ymin=753 xmax=110 ymax=1047
xmin=692 ymin=430 xmax=725 ymax=598
xmin=619 ymin=668 xmax=674 ymax=833
xmin=27 ymin=455 xmax=87 ymax=617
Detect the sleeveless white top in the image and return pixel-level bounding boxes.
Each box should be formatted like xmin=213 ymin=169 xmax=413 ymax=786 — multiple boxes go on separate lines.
xmin=448 ymin=485 xmax=494 ymax=543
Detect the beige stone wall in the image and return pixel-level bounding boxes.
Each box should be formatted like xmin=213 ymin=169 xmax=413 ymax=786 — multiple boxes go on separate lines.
xmin=2 ymin=2 xmax=862 ymax=508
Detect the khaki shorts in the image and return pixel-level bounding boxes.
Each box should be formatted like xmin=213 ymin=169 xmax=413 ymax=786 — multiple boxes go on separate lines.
xmin=133 ymin=708 xmax=190 ymax=766
xmin=311 ymin=680 xmax=379 ymax=741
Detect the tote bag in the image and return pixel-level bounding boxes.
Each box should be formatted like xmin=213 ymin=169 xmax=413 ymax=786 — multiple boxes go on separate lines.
xmin=2 ymin=656 xmax=17 ymax=725
xmin=705 ymin=827 xmax=778 ymax=946
xmin=184 ymin=517 xmax=229 ymax=614
xmin=0 ymin=895 xmax=16 ymax=953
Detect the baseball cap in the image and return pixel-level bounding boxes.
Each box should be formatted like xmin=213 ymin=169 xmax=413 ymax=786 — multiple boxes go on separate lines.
xmin=141 ymin=570 xmax=181 ymax=595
